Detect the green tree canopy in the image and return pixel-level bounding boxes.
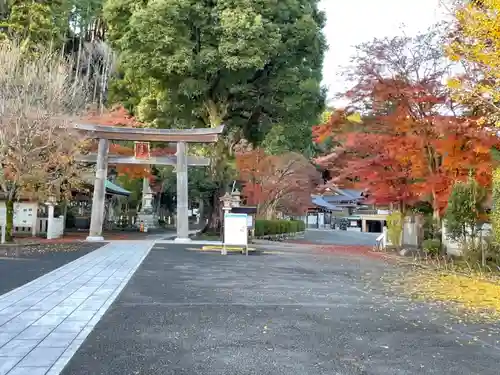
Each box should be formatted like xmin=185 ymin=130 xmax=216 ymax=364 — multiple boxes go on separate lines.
xmin=104 ymin=0 xmax=326 ymax=145
xmin=445 ymin=177 xmax=487 ymax=246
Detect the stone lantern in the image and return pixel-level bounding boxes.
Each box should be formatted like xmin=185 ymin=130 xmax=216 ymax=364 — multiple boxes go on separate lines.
xmin=231 ymin=189 xmax=241 ymax=208
xmin=220 ymin=192 xmax=233 ymax=211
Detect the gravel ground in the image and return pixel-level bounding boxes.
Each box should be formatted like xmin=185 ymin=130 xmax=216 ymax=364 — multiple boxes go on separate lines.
xmin=0 ymin=242 xmax=106 ymax=295
xmin=60 ymin=243 xmax=500 ymax=375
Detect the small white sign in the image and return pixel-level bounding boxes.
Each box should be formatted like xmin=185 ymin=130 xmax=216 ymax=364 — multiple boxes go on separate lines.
xmin=246 ymin=215 xmax=253 ymax=228
xmin=224 ymin=213 xmax=248 ymax=246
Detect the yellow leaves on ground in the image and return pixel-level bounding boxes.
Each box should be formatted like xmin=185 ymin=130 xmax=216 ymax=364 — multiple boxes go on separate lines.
xmin=402 ymin=270 xmax=500 ymax=321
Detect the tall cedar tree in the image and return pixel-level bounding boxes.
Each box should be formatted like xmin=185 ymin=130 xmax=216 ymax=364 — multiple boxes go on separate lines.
xmin=103 ymin=0 xmax=326 ymax=231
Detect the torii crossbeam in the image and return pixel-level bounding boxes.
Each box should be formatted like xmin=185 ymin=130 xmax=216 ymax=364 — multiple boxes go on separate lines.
xmin=74 ymin=124 xmax=223 ymax=242
xmin=77 ymin=154 xmax=210 ymax=166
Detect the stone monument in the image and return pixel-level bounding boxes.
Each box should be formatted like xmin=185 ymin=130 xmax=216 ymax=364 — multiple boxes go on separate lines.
xmin=137 ymin=177 xmax=158 ymax=230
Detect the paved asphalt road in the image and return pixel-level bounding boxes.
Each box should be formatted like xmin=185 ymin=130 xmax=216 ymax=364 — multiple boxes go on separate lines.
xmin=0 ymin=242 xmax=104 ymax=295
xmin=61 ymin=243 xmax=500 ymax=375
xmin=299 ymin=229 xmax=380 ymax=246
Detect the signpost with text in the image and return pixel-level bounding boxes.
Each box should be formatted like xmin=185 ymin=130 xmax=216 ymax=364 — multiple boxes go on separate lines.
xmin=223 ymin=213 xmax=248 ymax=255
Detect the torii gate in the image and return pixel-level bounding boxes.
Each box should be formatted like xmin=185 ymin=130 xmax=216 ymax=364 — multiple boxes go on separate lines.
xmin=74 ymin=123 xmax=224 ymax=242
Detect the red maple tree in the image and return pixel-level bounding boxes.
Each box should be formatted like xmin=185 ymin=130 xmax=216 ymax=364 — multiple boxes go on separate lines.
xmin=313 ymin=80 xmax=499 ymax=217
xmin=236 ymin=149 xmax=320 ymax=218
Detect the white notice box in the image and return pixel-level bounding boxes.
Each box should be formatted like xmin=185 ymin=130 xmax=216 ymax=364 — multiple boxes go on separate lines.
xmin=224 ymin=213 xmax=248 ymax=246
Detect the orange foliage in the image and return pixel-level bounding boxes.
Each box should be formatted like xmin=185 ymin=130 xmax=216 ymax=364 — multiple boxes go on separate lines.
xmin=87 ymin=105 xmax=144 ymax=128
xmin=236 ymin=149 xmax=321 ymax=217
xmin=85 ymin=106 xmax=174 ymax=178
xmin=314 ymin=82 xmax=500 ymax=215
xmin=312 ymin=109 xmax=349 ymax=144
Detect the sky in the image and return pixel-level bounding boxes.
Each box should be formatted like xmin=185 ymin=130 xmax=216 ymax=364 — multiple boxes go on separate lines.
xmin=319 ymin=0 xmax=450 ymax=105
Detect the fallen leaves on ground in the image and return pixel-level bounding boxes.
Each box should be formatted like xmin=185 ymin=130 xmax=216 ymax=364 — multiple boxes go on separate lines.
xmin=0 ymin=242 xmax=104 ymax=258
xmin=392 ymin=268 xmax=500 ymax=322
xmin=316 ymin=245 xmax=389 ymax=260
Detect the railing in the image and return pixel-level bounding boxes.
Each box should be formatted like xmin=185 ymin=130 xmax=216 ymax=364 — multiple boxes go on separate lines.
xmin=37 ymin=218 xmax=49 ymax=233
xmin=355 ymin=209 xmax=390 ymax=215
xmin=13 ymin=225 xmax=33 ymax=234
xmin=375 ymin=232 xmax=385 ymax=251
xmin=355 ymin=209 xmax=378 ymax=215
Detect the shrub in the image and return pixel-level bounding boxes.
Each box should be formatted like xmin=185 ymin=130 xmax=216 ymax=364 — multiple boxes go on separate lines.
xmin=445 ymin=178 xmax=486 ymax=247
xmin=423 ymin=214 xmax=440 ymax=240
xmin=254 ymin=219 xmax=305 ymax=237
xmin=422 ymin=239 xmax=441 ymax=256
xmin=338 ymin=218 xmax=349 ymax=231
xmin=387 ymin=211 xmax=403 ymax=247
xmin=65 ymin=210 xmax=76 ymax=228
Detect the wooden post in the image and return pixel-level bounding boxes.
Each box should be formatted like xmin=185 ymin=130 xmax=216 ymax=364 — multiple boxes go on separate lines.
xmin=175 ymin=141 xmax=190 ymax=242
xmin=362 ymin=219 xmax=367 ymax=232
xmin=87 ymin=138 xmax=109 ymax=241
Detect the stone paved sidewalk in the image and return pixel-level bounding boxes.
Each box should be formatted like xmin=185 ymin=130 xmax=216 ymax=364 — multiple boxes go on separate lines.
xmin=0 ymin=241 xmax=154 ymax=375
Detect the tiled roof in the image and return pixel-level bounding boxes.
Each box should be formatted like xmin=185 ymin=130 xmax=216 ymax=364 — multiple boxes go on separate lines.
xmin=311 ymin=195 xmax=343 ymax=211
xmin=322 ymin=195 xmax=359 ymax=203
xmin=339 ymin=189 xmax=364 ymax=199
xmin=104 ymin=180 xmax=131 ymax=197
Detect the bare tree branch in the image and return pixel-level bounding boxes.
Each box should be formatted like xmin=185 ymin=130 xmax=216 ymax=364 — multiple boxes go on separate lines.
xmin=0 ymin=41 xmax=92 ymax=203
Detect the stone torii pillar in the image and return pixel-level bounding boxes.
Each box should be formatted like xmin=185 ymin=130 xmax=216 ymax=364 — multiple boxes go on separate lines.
xmin=175 ymin=141 xmax=190 ymax=242
xmin=87 ymin=138 xmax=109 ymax=241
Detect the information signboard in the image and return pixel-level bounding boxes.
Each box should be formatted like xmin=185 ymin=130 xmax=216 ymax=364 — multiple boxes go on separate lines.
xmin=223 ymin=213 xmax=248 ymax=246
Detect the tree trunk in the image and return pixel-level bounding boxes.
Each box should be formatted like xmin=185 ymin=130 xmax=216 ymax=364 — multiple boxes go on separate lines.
xmin=5 ymin=199 xmax=14 ymax=242
xmin=204 ymin=188 xmax=224 ymax=234
xmin=430 ymin=189 xmax=441 ymax=228
xmin=62 ymin=200 xmax=68 ymax=231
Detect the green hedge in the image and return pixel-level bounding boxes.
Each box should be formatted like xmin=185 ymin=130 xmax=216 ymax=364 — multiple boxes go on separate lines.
xmin=254 ymin=219 xmax=305 ymax=237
